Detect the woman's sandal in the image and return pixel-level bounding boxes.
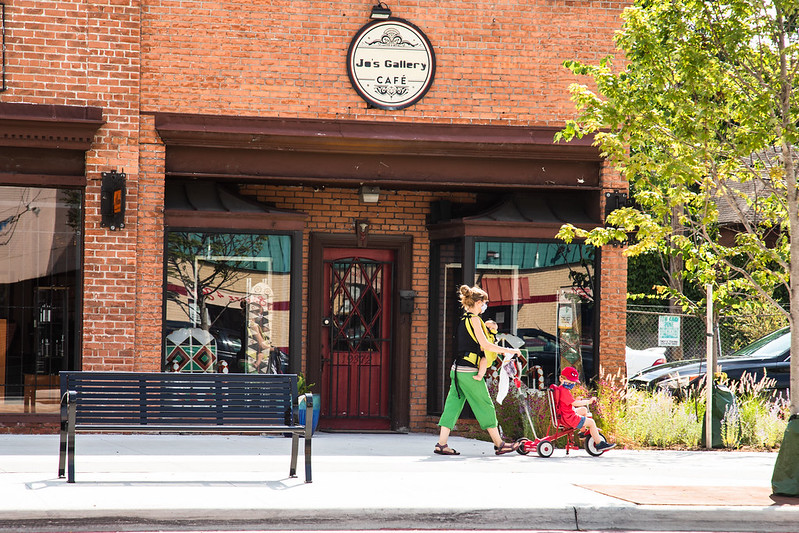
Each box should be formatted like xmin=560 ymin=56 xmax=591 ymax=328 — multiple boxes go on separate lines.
xmin=494 ymin=441 xmax=520 ymax=455
xmin=434 ymin=443 xmax=460 ymax=456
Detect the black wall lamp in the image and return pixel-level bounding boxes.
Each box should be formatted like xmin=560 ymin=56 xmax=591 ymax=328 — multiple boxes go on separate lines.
xmin=370 ymin=1 xmax=391 ymax=19
xmin=399 ymin=290 xmax=417 ymax=314
xmin=101 ymin=170 xmax=126 ymax=230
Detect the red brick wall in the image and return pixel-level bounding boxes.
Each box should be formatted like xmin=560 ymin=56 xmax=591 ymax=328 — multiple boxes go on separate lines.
xmin=599 ymin=161 xmax=629 ymax=380
xmin=139 ymin=0 xmax=628 ymax=124
xmin=1 ymin=0 xmax=143 ymax=371
xmin=135 ymin=115 xmax=167 ymax=371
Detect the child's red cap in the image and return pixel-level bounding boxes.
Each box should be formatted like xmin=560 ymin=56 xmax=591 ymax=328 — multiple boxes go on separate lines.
xmin=561 ymin=367 xmax=579 ymax=382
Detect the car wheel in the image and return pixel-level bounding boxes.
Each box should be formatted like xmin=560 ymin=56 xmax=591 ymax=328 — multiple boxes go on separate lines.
xmin=537 ymin=440 xmax=554 ymax=458
xmin=585 ymin=431 xmax=607 ymax=456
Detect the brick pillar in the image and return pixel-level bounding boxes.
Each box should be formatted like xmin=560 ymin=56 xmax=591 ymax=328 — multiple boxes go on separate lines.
xmin=598 ymin=161 xmax=628 ymax=381
xmin=81 ymin=1 xmax=142 ymax=370
xmin=134 ymin=115 xmax=167 ymax=371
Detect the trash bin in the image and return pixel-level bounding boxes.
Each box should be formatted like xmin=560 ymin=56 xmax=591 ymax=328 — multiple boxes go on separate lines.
xmin=701 ymin=381 xmax=738 ymax=448
xmin=772 ymin=415 xmax=799 ymax=496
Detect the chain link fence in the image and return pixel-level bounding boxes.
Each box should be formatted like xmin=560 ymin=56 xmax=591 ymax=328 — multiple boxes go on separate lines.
xmin=627 ymin=305 xmax=788 ymax=363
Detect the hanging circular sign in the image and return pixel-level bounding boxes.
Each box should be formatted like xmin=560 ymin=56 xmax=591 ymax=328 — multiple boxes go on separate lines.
xmin=347 ymin=18 xmax=436 ymax=110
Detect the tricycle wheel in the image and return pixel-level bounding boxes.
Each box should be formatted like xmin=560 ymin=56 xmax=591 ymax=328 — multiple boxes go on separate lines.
xmin=585 ymin=431 xmax=607 ymax=456
xmin=515 ymin=437 xmax=530 ymax=455
xmin=537 ymin=440 xmax=554 ymax=458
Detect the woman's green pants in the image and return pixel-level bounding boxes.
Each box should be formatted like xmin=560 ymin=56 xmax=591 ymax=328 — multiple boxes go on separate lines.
xmin=438 ymin=369 xmax=498 ymax=430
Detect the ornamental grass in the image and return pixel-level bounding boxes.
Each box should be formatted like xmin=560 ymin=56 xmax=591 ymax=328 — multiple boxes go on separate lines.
xmin=485 ymin=371 xmax=789 ymax=450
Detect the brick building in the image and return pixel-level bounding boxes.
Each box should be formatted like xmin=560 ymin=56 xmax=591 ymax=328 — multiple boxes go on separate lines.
xmin=0 ymin=0 xmax=628 ymax=432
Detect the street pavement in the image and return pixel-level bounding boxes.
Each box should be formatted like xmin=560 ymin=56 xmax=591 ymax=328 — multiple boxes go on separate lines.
xmin=0 ymin=432 xmax=797 ymax=532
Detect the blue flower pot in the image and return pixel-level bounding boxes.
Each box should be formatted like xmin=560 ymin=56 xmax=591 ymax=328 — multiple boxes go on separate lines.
xmin=298 ymin=393 xmax=320 ymax=434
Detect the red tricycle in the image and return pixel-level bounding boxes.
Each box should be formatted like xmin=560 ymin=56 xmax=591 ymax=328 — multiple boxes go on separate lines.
xmin=515 ymin=384 xmax=609 ymax=458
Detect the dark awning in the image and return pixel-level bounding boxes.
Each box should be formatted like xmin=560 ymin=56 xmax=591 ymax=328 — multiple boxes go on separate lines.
xmin=152 ymin=112 xmax=602 ymax=192
xmin=428 ymin=193 xmax=601 ymax=240
xmin=164 ymin=180 xmax=306 ymax=231
xmin=0 ymin=102 xmax=104 ymax=187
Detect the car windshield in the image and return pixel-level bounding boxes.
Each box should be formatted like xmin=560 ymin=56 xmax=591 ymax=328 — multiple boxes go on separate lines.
xmin=727 ymin=327 xmax=790 ymax=359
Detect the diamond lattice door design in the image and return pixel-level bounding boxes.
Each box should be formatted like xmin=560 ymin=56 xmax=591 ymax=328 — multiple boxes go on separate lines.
xmin=320 ymin=248 xmax=394 ymax=430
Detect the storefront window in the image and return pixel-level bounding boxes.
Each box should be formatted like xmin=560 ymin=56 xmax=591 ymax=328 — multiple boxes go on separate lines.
xmin=427 ymin=238 xmax=595 ymax=414
xmin=475 ymin=241 xmax=595 ymax=387
xmin=0 ymin=186 xmax=82 ymax=414
xmin=163 ymin=231 xmax=292 ymax=374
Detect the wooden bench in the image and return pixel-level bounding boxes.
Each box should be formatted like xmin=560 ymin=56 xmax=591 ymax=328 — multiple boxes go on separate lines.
xmin=58 ymin=371 xmax=313 ymax=483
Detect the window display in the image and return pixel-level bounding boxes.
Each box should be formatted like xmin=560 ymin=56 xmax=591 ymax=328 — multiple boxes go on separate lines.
xmin=163 ymin=231 xmax=292 ymax=374
xmin=0 ymin=186 xmax=82 ymax=413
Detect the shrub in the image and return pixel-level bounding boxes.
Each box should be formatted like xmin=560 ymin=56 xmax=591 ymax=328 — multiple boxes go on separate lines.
xmin=723 ymin=373 xmax=790 ymax=449
xmin=594 ymin=372 xmax=787 ymax=449
xmin=487 ymin=371 xmax=788 ymax=450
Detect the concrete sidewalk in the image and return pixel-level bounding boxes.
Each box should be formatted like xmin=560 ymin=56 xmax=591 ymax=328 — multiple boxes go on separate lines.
xmin=0 ymin=432 xmax=797 ymax=532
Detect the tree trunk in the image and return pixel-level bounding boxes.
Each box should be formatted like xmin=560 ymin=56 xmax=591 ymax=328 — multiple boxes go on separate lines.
xmin=784 ymin=143 xmax=799 ymax=416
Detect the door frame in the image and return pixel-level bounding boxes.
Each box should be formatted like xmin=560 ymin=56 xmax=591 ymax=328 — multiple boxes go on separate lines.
xmin=308 ymin=232 xmax=413 ymax=431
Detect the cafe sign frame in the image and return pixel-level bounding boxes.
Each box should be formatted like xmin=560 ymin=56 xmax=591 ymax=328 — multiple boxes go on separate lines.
xmin=347 ymin=17 xmax=436 ymax=110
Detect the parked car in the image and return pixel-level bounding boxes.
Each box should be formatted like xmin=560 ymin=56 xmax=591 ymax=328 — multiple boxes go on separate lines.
xmin=628 ymin=327 xmax=791 ymax=395
xmin=515 ymin=328 xmax=595 ymax=386
xmin=515 ymin=328 xmax=668 ymax=386
xmin=625 ymin=346 xmax=667 ymax=377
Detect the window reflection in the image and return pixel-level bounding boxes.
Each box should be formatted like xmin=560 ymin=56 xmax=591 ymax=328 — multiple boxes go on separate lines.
xmin=475 ymin=242 xmax=595 ymax=386
xmin=164 ymin=232 xmax=291 ymax=374
xmin=0 ymin=186 xmax=82 ymax=414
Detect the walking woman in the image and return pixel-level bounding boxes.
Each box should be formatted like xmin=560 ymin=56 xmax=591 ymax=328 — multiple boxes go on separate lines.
xmin=434 ymin=285 xmax=523 ymax=456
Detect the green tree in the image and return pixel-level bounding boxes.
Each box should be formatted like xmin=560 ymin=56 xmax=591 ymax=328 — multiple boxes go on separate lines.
xmin=555 ymin=0 xmax=798 ymax=418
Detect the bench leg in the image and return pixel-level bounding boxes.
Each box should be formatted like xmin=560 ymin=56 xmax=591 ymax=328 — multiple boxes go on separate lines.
xmin=58 ymin=417 xmax=67 ymax=478
xmin=67 ymin=401 xmax=76 ymax=483
xmin=304 ymin=433 xmax=312 ymax=483
xmin=302 ymin=393 xmax=312 ymax=483
xmin=289 ymin=433 xmax=299 ymax=478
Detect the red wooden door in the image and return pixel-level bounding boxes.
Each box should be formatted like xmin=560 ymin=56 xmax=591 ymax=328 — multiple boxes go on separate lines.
xmin=320 ymin=248 xmax=394 ymax=430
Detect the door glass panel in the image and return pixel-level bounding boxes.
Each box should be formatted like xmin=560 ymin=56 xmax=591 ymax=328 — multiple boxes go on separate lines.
xmin=163 ymin=231 xmax=291 ymax=374
xmin=0 ymin=186 xmax=82 ymax=413
xmin=331 ymin=259 xmax=383 ymax=352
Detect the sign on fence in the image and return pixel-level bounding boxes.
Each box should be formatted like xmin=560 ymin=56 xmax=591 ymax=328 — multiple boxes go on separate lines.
xmin=658 ymin=315 xmax=681 ymax=346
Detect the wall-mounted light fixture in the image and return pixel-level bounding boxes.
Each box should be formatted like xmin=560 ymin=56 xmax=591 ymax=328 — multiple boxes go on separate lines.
xmin=399 ymin=290 xmax=417 ymax=314
xmin=359 ymin=185 xmax=380 ymax=204
xmin=101 ymin=169 xmax=126 ymax=230
xmin=486 ymin=250 xmax=500 ymax=261
xmin=370 ymin=1 xmax=392 ymax=19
